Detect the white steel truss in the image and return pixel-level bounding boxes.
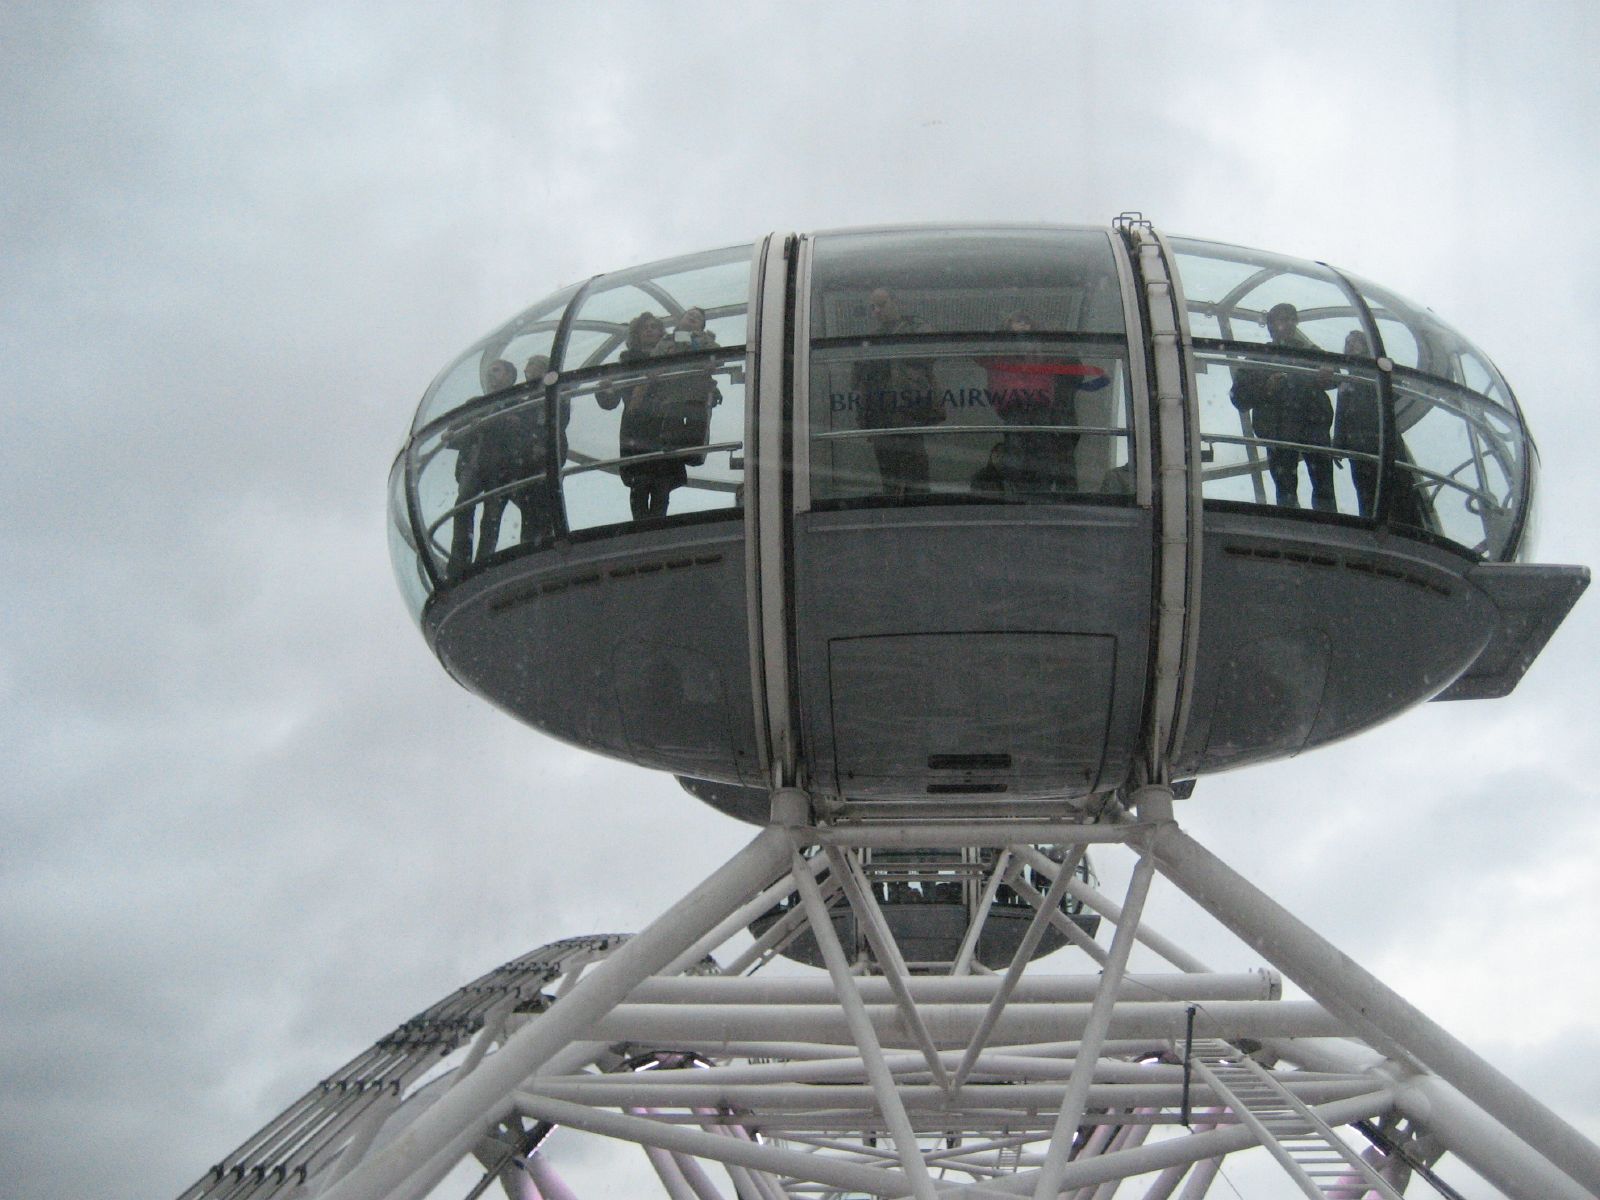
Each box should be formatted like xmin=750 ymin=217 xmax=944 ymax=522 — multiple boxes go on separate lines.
xmin=177 ymin=787 xmax=1600 ymax=1200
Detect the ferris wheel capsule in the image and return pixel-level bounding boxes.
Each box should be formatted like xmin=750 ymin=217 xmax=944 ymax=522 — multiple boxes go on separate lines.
xmin=389 ymin=223 xmax=1586 ymax=815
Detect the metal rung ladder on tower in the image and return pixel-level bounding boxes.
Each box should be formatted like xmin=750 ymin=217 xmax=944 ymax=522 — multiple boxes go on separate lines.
xmin=1183 ymin=1038 xmax=1402 ymax=1199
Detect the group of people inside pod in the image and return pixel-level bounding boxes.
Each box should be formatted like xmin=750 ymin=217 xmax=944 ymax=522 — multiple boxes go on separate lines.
xmin=445 ymin=307 xmax=720 ymax=577
xmin=1230 ymin=301 xmax=1424 ymax=523
xmin=445 ymin=353 xmax=555 ymax=576
xmin=850 ymin=288 xmax=1113 ymax=501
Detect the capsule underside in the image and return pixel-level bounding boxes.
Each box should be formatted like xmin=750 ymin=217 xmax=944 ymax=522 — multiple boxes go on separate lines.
xmin=391 ymin=222 xmax=1585 ymax=820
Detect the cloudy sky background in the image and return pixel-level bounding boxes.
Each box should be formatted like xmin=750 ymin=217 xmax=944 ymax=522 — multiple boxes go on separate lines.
xmin=3 ymin=2 xmax=1598 ymax=1196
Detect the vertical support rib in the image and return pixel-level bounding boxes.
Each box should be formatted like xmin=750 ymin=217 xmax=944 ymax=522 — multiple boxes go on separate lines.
xmin=320 ymin=825 xmax=792 ymax=1200
xmin=1031 ymin=853 xmax=1156 ymax=1200
xmin=790 ymin=848 xmax=939 ymax=1200
xmin=1148 ymin=818 xmax=1600 ymax=1197
xmin=950 ymin=848 xmax=1012 ymax=976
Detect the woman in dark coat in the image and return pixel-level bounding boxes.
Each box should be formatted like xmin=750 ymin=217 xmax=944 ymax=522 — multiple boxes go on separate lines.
xmin=598 ymin=312 xmax=684 ymax=520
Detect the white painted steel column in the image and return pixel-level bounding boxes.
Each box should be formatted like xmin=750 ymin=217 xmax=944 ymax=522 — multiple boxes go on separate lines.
xmin=1147 ymin=816 xmax=1600 ymax=1196
xmin=587 ymin=998 xmax=1341 ymax=1045
xmin=320 ymin=824 xmax=792 ymax=1200
xmin=663 ymin=847 xmax=831 ymax=977
xmin=809 ymin=823 xmax=1144 ymax=849
xmin=514 ymin=1095 xmax=916 ymax=1198
xmin=826 ymin=847 xmax=951 ymax=1088
xmin=952 ymin=847 xmax=1085 ymax=1090
xmin=1392 ymin=1071 xmax=1592 ymax=1200
xmin=1012 ymin=844 xmax=1206 ymax=973
xmin=950 ymin=848 xmax=1012 ymax=976
xmin=626 ymin=971 xmax=1277 ymax=1006
xmin=1031 ymin=853 xmax=1156 ymax=1200
xmin=708 ymin=1120 xmax=790 ymax=1200
xmin=523 ymin=1151 xmax=579 ymax=1200
xmin=791 ymin=848 xmax=940 ymax=1200
xmin=1136 ymin=1110 xmax=1221 ymax=1200
xmin=989 ymin=1093 xmax=1394 ymax=1196
xmin=1005 ymin=871 xmax=1110 ymax=967
xmin=640 ymin=1146 xmax=700 ymax=1200
xmin=669 ymin=1150 xmax=731 ymax=1200
xmin=1174 ymin=1156 xmax=1223 ymax=1200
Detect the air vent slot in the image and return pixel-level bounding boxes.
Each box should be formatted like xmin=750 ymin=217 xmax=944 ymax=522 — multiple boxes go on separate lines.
xmin=928 ymin=752 xmax=1013 ymax=771
xmin=927 ymin=782 xmax=1009 ymax=795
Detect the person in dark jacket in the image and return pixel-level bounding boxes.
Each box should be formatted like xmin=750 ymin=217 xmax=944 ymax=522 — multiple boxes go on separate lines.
xmin=1332 ymin=329 xmax=1433 ymax=528
xmin=598 ymin=312 xmax=684 ymax=520
xmin=1231 ymin=303 xmax=1336 ymax=511
xmin=649 ymin=307 xmax=721 ymax=469
xmin=977 ymin=311 xmax=1108 ymax=497
xmin=1333 ymin=330 xmax=1382 ymax=517
xmin=851 ymin=288 xmax=939 ymax=498
xmin=446 ymin=357 xmax=518 ymax=575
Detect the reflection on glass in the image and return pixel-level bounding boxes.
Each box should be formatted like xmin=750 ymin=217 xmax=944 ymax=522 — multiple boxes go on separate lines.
xmin=1341 ymin=272 xmax=1513 ymax=404
xmin=810 ymin=342 xmax=1130 ymax=505
xmin=1171 ymin=238 xmax=1366 ymax=353
xmin=809 ymin=228 xmax=1126 ymax=339
xmin=410 ymin=357 xmax=566 ymax=581
xmin=1390 ymin=376 xmax=1523 ymax=557
xmin=566 ymin=244 xmax=753 ymax=368
xmin=413 ymin=283 xmax=578 ymax=430
xmin=387 ymin=453 xmax=430 ymax=619
xmin=561 ymin=346 xmax=746 ymax=534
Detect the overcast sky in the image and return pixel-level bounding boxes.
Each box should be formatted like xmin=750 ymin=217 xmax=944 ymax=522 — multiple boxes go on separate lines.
xmin=3 ymin=3 xmax=1597 ymax=1197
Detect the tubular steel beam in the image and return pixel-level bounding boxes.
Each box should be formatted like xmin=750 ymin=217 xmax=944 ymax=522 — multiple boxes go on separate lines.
xmin=950 ymin=848 xmax=1012 ymax=977
xmin=790 ymin=847 xmax=940 ymax=1200
xmin=1146 ymin=815 xmax=1600 ymax=1196
xmin=318 ymin=825 xmax=793 ymax=1200
xmin=952 ymin=847 xmax=1085 ymax=1090
xmin=586 ymin=999 xmax=1339 ymax=1046
xmin=826 ymin=846 xmax=951 ymax=1090
xmin=515 ymin=1094 xmax=916 ymax=1198
xmin=624 ymin=972 xmax=1278 ymax=1006
xmin=806 ymin=824 xmax=1148 ymax=849
xmin=1011 ymin=844 xmax=1207 ymax=973
xmin=1032 ymin=853 xmax=1156 ymax=1200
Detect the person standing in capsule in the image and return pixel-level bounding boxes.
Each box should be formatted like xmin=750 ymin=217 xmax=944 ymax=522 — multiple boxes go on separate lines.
xmin=852 ymin=288 xmax=939 ymax=499
xmin=598 ymin=312 xmax=686 ymax=520
xmin=1230 ymin=302 xmax=1337 ymax=511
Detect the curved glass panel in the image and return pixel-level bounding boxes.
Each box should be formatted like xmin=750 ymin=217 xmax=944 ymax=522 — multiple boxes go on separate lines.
xmin=809 ymin=227 xmax=1126 ymax=339
xmin=1340 ymin=272 xmax=1514 ymax=405
xmin=563 ymin=244 xmax=753 ymax=370
xmin=560 ymin=345 xmax=746 ymax=533
xmin=809 ymin=339 xmax=1132 ymax=505
xmin=1192 ymin=347 xmax=1378 ymax=517
xmin=387 ymin=452 xmax=431 ymax=619
xmin=413 ymin=283 xmax=580 ymax=431
xmin=412 ymin=371 xmax=562 ymax=583
xmin=1389 ymin=374 xmax=1525 ymax=557
xmin=1171 ymin=238 xmax=1369 ymax=352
